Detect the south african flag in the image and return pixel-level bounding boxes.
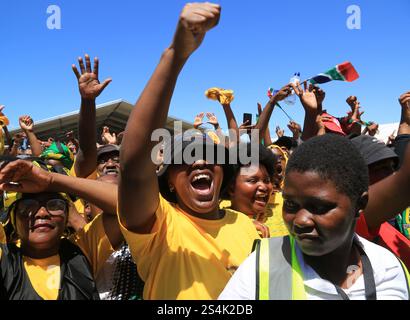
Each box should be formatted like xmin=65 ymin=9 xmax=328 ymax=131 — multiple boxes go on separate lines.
xmin=310 ymin=62 xmax=359 ymax=85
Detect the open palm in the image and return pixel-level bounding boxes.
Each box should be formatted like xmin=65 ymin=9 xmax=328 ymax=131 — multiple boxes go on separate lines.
xmin=72 ymin=54 xmax=112 ymax=100
xmin=292 ymin=82 xmax=318 ymax=112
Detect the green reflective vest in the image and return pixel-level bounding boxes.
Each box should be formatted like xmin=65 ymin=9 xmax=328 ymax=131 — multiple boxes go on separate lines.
xmin=254 ymin=236 xmax=410 ymax=300
xmin=254 ymin=236 xmax=306 ymax=300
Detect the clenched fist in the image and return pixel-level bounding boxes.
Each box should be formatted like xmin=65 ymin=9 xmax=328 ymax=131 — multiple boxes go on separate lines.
xmin=171 ymin=3 xmax=221 ymax=60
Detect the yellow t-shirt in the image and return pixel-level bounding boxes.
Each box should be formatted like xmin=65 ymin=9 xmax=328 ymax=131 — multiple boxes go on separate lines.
xmin=119 ymin=195 xmax=260 ymax=300
xmin=72 ymin=213 xmax=115 ymax=278
xmin=0 ymin=224 xmax=5 ymax=244
xmin=263 ymin=192 xmax=289 ymax=238
xmin=23 ymin=255 xmax=61 ymax=300
xmin=70 ymin=157 xmax=98 ymax=215
xmin=0 ymin=214 xmax=113 ymax=300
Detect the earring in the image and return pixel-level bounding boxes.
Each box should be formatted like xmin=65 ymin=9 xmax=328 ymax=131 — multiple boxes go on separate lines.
xmin=169 ymin=186 xmax=175 ymax=192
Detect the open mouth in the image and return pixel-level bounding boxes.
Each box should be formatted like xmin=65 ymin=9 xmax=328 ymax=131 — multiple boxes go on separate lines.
xmin=190 ymin=171 xmax=214 ymax=200
xmin=104 ymin=168 xmax=119 ymax=176
xmin=253 ymin=193 xmax=269 ymax=207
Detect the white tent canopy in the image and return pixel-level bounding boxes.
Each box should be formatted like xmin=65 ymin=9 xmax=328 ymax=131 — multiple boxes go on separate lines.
xmin=375 ymin=122 xmax=400 ymax=144
xmin=9 ymin=99 xmax=194 ymax=142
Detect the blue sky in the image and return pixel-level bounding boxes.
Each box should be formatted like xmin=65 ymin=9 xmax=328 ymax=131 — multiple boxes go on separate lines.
xmin=0 ymin=0 xmax=409 ymax=137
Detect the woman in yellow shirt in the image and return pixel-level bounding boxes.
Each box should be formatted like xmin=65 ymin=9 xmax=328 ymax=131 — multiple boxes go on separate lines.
xmin=0 ymin=190 xmax=100 ymax=300
xmin=221 ymin=144 xmax=277 ymax=238
xmin=115 ymin=3 xmax=270 ymax=300
xmin=0 ymin=159 xmax=124 ymax=300
xmin=116 ymin=2 xmax=296 ymax=299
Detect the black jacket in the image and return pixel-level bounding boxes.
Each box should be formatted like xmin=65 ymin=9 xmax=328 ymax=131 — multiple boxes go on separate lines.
xmin=0 ymin=239 xmax=100 ymax=300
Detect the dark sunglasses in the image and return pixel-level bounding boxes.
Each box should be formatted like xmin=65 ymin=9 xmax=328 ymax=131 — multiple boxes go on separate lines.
xmin=15 ymin=198 xmax=68 ymax=218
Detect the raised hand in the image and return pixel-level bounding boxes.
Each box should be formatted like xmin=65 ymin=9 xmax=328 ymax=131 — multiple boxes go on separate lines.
xmin=346 ymin=96 xmax=364 ymax=120
xmin=313 ymin=85 xmax=326 ymax=107
xmin=171 ymin=3 xmax=221 ymax=60
xmin=367 ymin=122 xmax=379 ymax=136
xmin=239 ymin=120 xmax=255 ymax=131
xmin=387 ymin=130 xmax=397 ymax=145
xmin=194 ymin=112 xmax=205 ymax=129
xmin=102 ymin=126 xmax=117 ymax=145
xmin=0 ymin=160 xmax=52 ymax=194
xmin=399 ymin=91 xmax=410 ymax=122
xmin=316 ymin=114 xmax=330 ymax=136
xmin=398 ymin=90 xmax=410 ymax=136
xmin=292 ymin=82 xmax=319 ymax=113
xmin=72 ymin=54 xmax=112 ymax=100
xmin=19 ymin=115 xmax=34 ymax=132
xmin=276 ymin=126 xmax=284 ymax=138
xmin=287 ymin=121 xmax=301 ymax=136
xmin=346 ymin=96 xmax=360 ymax=112
xmin=206 ymin=112 xmax=219 ymax=129
xmin=65 ymin=130 xmax=75 ymax=141
xmin=270 ymin=85 xmax=292 ymax=104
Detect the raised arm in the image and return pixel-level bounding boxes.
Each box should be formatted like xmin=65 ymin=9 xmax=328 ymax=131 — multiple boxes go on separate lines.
xmin=345 ymin=96 xmax=364 ymax=136
xmin=221 ymin=103 xmax=241 ymax=145
xmin=366 ymin=122 xmax=379 ymax=137
xmin=395 ymin=90 xmax=410 ymax=167
xmin=0 ymin=159 xmax=122 ymax=248
xmin=72 ymin=55 xmax=112 ymax=178
xmin=258 ymin=103 xmax=273 ymax=146
xmin=292 ymin=83 xmax=322 ymax=141
xmin=254 ymin=85 xmax=292 ymax=144
xmin=287 ymin=121 xmax=302 ymax=144
xmin=398 ymin=90 xmax=410 ymax=135
xmin=119 ymin=3 xmax=221 ymax=232
xmin=315 ymin=114 xmax=328 ymax=136
xmin=0 ymin=160 xmax=117 ymax=215
xmin=18 ymin=116 xmax=42 ymax=156
xmin=364 ymin=144 xmax=410 ymax=230
xmin=101 ymin=126 xmax=118 ymax=145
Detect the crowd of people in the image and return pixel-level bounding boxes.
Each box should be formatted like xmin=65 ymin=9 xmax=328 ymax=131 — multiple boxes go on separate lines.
xmin=0 ymin=2 xmax=409 ymax=300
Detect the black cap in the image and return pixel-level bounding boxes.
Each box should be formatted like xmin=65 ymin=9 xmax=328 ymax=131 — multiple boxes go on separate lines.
xmin=97 ymin=144 xmax=120 ymax=160
xmin=157 ymin=130 xmax=233 ymax=203
xmin=351 ymin=135 xmax=399 ymax=167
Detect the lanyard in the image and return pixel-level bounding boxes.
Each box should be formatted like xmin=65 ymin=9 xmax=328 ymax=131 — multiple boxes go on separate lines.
xmin=334 ymin=242 xmax=377 ymax=300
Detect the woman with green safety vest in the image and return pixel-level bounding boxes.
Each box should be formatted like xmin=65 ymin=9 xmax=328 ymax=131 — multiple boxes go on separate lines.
xmin=219 ymin=135 xmax=410 ymax=300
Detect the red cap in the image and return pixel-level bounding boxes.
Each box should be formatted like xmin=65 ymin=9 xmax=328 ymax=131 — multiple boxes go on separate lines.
xmin=321 ymin=112 xmax=346 ymax=136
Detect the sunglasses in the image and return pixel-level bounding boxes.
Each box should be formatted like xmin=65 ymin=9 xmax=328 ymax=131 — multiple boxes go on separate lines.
xmin=15 ymin=198 xmax=68 ymax=218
